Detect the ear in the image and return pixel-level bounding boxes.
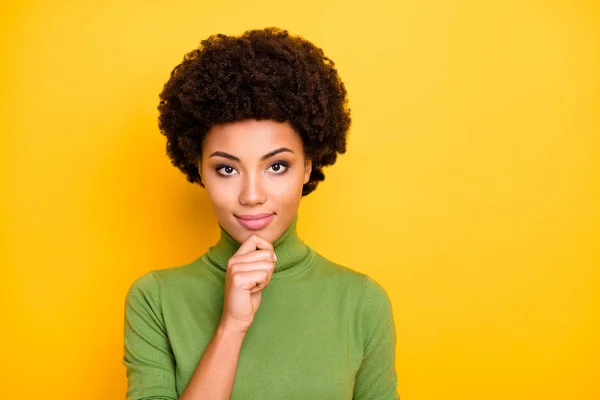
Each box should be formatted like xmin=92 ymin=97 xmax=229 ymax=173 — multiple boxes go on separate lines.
xmin=303 ymin=159 xmax=312 ymax=184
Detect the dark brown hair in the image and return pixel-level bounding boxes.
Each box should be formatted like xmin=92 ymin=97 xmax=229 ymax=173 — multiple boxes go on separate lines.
xmin=158 ymin=27 xmax=351 ymax=195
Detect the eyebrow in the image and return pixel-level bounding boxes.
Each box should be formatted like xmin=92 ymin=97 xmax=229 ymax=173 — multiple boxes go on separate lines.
xmin=209 ymin=147 xmax=294 ymax=162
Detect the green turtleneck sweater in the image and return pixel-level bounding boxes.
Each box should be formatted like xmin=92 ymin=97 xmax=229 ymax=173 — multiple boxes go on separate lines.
xmin=123 ymin=214 xmax=399 ymax=399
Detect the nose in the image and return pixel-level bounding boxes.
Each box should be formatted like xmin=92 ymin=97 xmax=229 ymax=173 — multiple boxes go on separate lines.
xmin=239 ymin=171 xmax=266 ymax=207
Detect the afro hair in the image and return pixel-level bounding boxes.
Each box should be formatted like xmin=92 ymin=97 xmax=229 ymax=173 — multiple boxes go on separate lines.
xmin=157 ymin=27 xmax=351 ymax=196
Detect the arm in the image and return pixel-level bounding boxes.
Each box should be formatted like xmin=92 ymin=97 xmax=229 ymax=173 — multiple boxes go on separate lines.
xmin=123 ymin=272 xmax=249 ymax=400
xmin=123 ymin=272 xmax=177 ymax=400
xmin=353 ymin=277 xmax=400 ymax=400
xmin=178 ymin=321 xmax=246 ymax=400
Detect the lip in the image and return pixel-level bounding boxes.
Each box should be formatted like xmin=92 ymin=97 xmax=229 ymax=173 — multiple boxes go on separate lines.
xmin=235 ymin=213 xmax=274 ymax=230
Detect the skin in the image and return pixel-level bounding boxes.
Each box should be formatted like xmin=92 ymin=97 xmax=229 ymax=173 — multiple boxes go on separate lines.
xmin=199 ymin=118 xmax=312 ymax=245
xmin=180 ymin=119 xmax=312 ymax=400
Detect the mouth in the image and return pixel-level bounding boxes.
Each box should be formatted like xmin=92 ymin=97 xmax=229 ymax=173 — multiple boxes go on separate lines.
xmin=235 ymin=213 xmax=275 ymax=230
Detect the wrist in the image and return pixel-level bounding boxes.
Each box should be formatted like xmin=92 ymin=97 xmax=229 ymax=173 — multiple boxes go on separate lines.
xmin=217 ymin=318 xmax=251 ymax=338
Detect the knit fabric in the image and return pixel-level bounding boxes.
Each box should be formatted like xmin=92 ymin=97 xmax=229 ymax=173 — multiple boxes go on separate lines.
xmin=123 ymin=213 xmax=399 ymax=399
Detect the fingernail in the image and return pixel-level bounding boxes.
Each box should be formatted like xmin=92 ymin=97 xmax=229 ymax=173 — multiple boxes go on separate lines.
xmin=273 ymin=253 xmax=277 ymax=262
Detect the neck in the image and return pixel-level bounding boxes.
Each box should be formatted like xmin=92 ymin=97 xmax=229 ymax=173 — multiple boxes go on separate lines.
xmin=207 ymin=213 xmax=309 ymax=273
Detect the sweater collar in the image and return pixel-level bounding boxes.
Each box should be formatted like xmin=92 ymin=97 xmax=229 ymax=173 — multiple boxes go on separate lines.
xmin=207 ymin=213 xmax=309 ymax=273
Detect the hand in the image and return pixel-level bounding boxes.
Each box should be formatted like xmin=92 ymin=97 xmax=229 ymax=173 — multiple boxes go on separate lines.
xmin=220 ymin=234 xmax=276 ymax=334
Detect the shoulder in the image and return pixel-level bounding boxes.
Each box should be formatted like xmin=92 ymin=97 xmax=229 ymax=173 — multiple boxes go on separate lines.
xmin=125 ymin=256 xmax=207 ymax=299
xmin=311 ymin=250 xmax=367 ymax=281
xmin=360 ymin=274 xmax=393 ymax=315
xmin=310 ymin=250 xmax=391 ymax=306
xmin=126 ymin=270 xmax=159 ymax=297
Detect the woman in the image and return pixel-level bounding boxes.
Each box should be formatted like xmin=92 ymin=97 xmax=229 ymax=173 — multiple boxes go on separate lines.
xmin=123 ymin=27 xmax=399 ymax=399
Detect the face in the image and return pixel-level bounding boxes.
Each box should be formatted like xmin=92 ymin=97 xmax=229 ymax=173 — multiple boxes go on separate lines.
xmin=199 ymin=119 xmax=312 ymax=244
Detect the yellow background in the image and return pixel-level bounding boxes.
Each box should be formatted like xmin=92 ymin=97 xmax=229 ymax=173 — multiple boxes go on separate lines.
xmin=1 ymin=0 xmax=599 ymax=399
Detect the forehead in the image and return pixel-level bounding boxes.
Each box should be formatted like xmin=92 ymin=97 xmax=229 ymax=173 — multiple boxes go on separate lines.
xmin=202 ymin=119 xmax=303 ymax=156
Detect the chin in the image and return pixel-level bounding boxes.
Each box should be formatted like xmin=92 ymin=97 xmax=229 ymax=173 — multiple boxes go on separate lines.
xmin=240 ymin=225 xmax=280 ymax=244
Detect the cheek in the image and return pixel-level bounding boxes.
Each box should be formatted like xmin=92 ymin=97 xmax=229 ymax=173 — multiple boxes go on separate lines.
xmin=205 ymin=182 xmax=236 ymax=208
xmin=270 ymin=174 xmax=304 ymax=200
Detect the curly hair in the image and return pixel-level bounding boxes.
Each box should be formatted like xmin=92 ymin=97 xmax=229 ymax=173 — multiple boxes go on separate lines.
xmin=157 ymin=27 xmax=351 ymax=196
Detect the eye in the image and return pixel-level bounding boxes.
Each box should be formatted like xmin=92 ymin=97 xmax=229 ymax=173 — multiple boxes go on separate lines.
xmin=216 ymin=165 xmax=238 ymax=176
xmin=268 ymin=161 xmax=289 ymax=174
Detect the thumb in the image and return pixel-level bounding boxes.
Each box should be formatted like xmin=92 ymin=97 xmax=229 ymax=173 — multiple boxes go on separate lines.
xmin=251 ymin=290 xmax=262 ymax=312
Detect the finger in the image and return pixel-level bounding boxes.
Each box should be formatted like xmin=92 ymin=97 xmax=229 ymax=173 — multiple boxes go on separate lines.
xmin=228 ymin=260 xmax=275 ymax=274
xmin=235 ymin=234 xmax=274 ymax=256
xmin=249 ymin=285 xmax=264 ymax=294
xmin=235 ymin=234 xmax=273 ymax=256
xmin=229 ymin=260 xmax=275 ymax=288
xmin=231 ymin=270 xmax=270 ymax=291
xmin=229 ymin=249 xmax=276 ymax=265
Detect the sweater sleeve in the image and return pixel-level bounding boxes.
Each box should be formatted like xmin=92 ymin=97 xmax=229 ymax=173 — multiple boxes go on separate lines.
xmin=353 ymin=276 xmax=400 ymax=400
xmin=123 ymin=271 xmax=178 ymax=400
